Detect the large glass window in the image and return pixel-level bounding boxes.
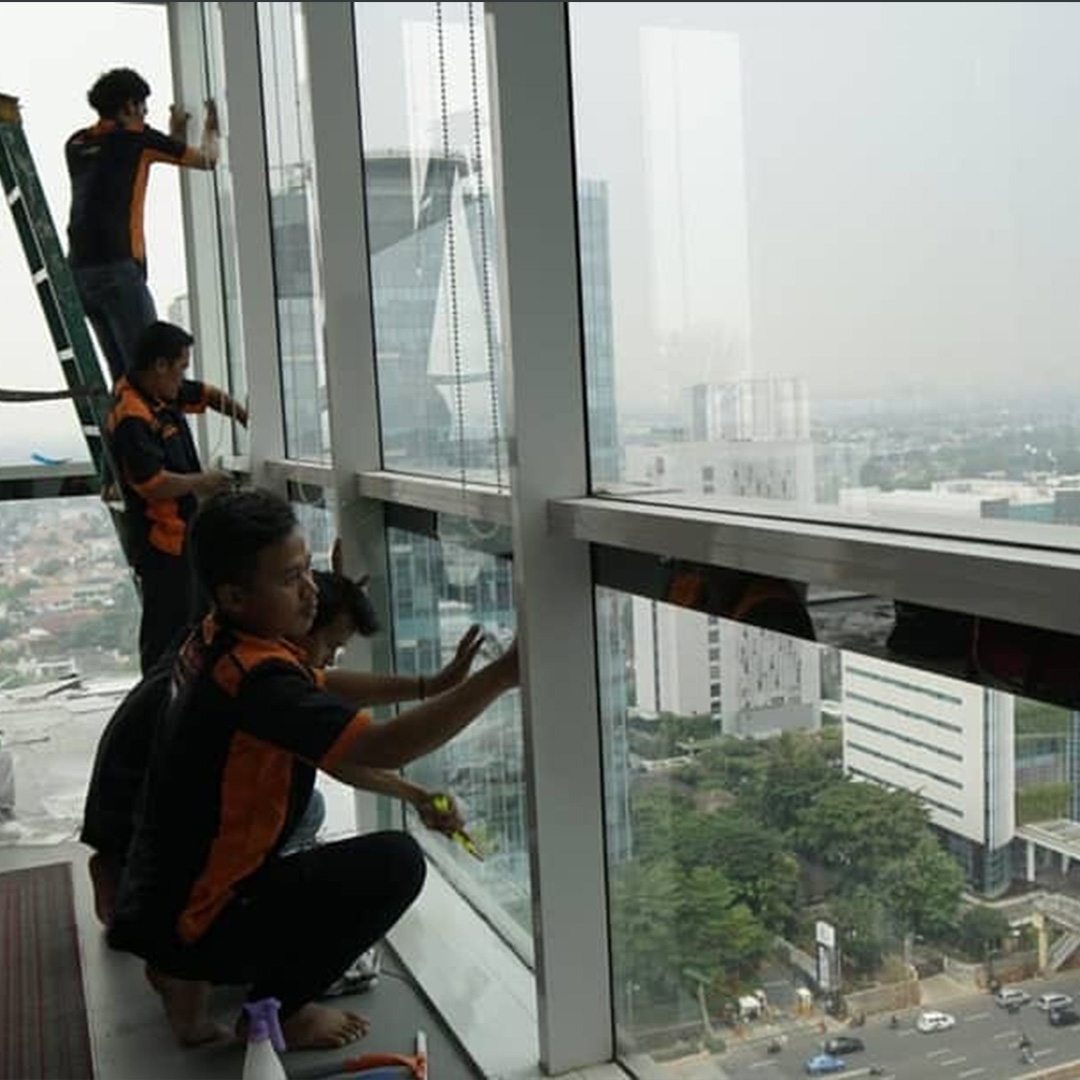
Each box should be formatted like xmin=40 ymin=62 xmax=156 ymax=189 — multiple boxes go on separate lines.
xmin=257 ymin=2 xmax=331 ymax=462
xmin=571 ymin=3 xmax=1080 ymax=545
xmin=354 ymin=3 xmax=508 ymax=486
xmin=202 ymin=2 xmax=249 ymax=458
xmin=0 ymin=2 xmax=183 ymax=466
xmin=0 ymin=498 xmax=138 ymax=848
xmin=387 ymin=523 xmax=530 ymax=954
xmin=598 ymin=579 xmax=1080 ymax=1077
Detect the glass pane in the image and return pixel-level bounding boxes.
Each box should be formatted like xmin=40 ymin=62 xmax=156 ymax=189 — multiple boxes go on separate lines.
xmin=257 ymin=2 xmax=331 ymax=462
xmin=202 ymin=2 xmax=249 ymax=457
xmin=0 ymin=498 xmax=138 ymax=848
xmin=387 ymin=523 xmax=530 ymax=954
xmin=354 ymin=2 xmax=508 ymax=486
xmin=572 ymin=3 xmax=1080 ymax=546
xmin=599 ymin=582 xmax=1079 ymax=1075
xmin=0 ymin=1 xmax=182 ymax=465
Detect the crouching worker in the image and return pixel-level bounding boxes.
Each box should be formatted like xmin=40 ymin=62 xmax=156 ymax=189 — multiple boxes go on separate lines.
xmin=107 ymin=488 xmax=520 ymax=1050
xmin=82 ymin=557 xmax=484 ymax=925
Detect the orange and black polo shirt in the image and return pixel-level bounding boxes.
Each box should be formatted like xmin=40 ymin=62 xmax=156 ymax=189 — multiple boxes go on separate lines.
xmin=107 ymin=377 xmax=208 ymax=560
xmin=66 ymin=120 xmax=199 ymax=271
xmin=109 ymin=618 xmax=370 ymax=951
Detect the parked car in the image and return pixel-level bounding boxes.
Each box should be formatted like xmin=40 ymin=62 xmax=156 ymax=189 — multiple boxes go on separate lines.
xmin=1050 ymin=1006 xmax=1080 ymax=1027
xmin=805 ymin=1054 xmax=846 ymax=1076
xmin=995 ymin=987 xmax=1031 ymax=1009
xmin=824 ymin=1037 xmax=865 ymax=1055
xmin=1037 ymin=993 xmax=1074 ymax=1012
xmin=917 ymin=1011 xmax=956 ymax=1033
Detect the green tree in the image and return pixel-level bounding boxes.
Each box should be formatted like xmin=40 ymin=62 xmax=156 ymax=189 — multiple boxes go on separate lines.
xmin=794 ymin=781 xmax=930 ymax=886
xmin=828 ymin=887 xmax=889 ymax=979
xmin=878 ymin=836 xmax=965 ymax=939
xmin=629 ymin=785 xmax=696 ymax=865
xmin=957 ymin=906 xmax=1011 ymax=958
xmin=674 ymin=811 xmax=799 ymax=934
xmin=739 ymin=731 xmax=840 ymax=833
xmin=609 ymin=860 xmax=683 ymax=1000
xmin=34 ymin=557 xmax=67 ymax=577
xmin=678 ymin=865 xmax=772 ymax=999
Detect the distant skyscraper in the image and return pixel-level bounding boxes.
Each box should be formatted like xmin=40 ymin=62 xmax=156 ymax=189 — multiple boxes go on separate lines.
xmin=270 ymin=185 xmax=326 ymax=460
xmin=579 ymin=179 xmax=620 ymax=487
xmin=687 ymin=376 xmax=810 ymax=443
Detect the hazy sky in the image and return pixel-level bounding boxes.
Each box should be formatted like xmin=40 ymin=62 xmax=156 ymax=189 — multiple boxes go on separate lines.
xmin=0 ymin=1 xmax=183 ymax=463
xmin=570 ymin=1 xmax=1080 ymax=419
xmin=5 ymin=1 xmax=1080 ymax=466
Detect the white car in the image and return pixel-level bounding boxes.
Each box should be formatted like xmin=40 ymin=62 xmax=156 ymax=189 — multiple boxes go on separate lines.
xmin=995 ymin=987 xmax=1031 ymax=1008
xmin=917 ymin=1010 xmax=956 ymax=1033
xmin=1037 ymin=993 xmax=1074 ymax=1012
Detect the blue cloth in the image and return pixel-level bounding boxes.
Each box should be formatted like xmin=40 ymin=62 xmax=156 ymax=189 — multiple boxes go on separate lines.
xmin=281 ymin=788 xmax=326 ymax=855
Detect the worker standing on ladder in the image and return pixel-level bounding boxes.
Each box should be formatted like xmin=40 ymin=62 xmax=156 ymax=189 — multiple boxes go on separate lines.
xmin=108 ymin=320 xmax=245 ymax=672
xmin=66 ymin=68 xmax=218 ymax=381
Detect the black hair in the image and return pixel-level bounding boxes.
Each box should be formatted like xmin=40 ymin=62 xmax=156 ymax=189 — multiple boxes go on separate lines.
xmin=88 ymin=68 xmax=150 ymax=120
xmin=190 ymin=488 xmax=297 ymax=597
xmin=133 ymin=321 xmax=194 ymax=373
xmin=312 ymin=570 xmax=380 ymax=638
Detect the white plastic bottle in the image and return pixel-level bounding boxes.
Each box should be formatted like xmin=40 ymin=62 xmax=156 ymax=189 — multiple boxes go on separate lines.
xmin=241 ymin=998 xmax=288 ymax=1080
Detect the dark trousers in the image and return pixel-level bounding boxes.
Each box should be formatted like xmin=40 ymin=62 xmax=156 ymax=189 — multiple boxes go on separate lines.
xmin=74 ymin=259 xmax=157 ymax=382
xmin=137 ymin=545 xmax=197 ymax=674
xmin=117 ymin=833 xmax=426 ymax=1017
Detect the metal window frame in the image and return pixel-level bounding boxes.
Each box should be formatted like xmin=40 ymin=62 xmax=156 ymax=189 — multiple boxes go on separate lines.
xmin=486 ymin=3 xmax=613 ymax=1072
xmin=214 ymin=0 xmax=286 ymax=481
xmin=169 ymin=3 xmax=1080 ymax=1078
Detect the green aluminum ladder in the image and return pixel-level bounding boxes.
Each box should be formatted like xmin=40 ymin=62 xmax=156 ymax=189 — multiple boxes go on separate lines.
xmin=0 ymin=93 xmax=116 ymax=497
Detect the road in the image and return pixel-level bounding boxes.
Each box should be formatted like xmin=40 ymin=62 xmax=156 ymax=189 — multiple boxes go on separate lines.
xmin=721 ymin=972 xmax=1080 ymax=1080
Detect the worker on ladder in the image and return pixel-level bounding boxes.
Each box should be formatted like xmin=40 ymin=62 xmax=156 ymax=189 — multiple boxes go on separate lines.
xmin=66 ymin=67 xmax=218 ymax=381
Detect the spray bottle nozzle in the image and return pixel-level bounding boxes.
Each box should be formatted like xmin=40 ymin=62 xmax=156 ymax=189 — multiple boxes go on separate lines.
xmin=242 ymin=998 xmax=286 ymax=1053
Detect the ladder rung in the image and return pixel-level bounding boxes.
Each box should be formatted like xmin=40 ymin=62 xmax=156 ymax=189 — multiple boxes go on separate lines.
xmin=31 ymin=268 xmax=47 ymax=285
xmin=58 ymin=347 xmax=74 ymax=361
xmin=5 ymin=185 xmax=20 ymax=205
xmin=82 ymin=424 xmax=100 ymax=437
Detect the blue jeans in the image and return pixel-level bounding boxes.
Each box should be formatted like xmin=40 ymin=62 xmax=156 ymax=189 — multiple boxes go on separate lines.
xmin=281 ymin=789 xmax=326 ymax=855
xmin=74 ymin=259 xmax=157 ymax=381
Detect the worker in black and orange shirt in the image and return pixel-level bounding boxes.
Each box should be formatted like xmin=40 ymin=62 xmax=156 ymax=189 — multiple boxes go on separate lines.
xmin=108 ymin=489 xmax=519 ymax=1050
xmin=107 ymin=320 xmax=245 ymax=673
xmin=67 ymin=67 xmax=218 ymax=380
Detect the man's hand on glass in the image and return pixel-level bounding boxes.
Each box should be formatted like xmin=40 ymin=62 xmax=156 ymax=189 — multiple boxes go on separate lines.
xmin=428 ymin=624 xmax=484 ymax=696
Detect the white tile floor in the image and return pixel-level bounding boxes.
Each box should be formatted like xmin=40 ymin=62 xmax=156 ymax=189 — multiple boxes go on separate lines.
xmin=0 ymin=843 xmax=480 ymax=1080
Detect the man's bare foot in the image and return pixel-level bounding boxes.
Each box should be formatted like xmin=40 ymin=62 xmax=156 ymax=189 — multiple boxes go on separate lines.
xmin=279 ymin=1003 xmax=370 ymax=1049
xmin=145 ymin=966 xmax=231 ymax=1046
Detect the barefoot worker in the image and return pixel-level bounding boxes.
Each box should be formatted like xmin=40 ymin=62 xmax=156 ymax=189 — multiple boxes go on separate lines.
xmin=107 ymin=488 xmax=520 ymax=1049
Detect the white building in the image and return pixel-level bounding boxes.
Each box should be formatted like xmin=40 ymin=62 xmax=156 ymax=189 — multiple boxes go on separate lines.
xmin=841 ymin=653 xmax=1015 ymax=894
xmin=633 ymin=599 xmax=820 ymax=734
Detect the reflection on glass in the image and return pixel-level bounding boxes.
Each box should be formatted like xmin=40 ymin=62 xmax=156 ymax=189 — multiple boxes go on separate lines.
xmin=571 ymin=3 xmax=1080 ymax=544
xmin=202 ymin=2 xmax=249 ymax=457
xmin=387 ymin=524 xmax=530 ymax=952
xmin=598 ymin=584 xmax=1080 ymax=1076
xmin=354 ymin=2 xmax=507 ymax=485
xmin=257 ymin=2 xmax=331 ymax=462
xmin=0 ymin=499 xmax=138 ymax=847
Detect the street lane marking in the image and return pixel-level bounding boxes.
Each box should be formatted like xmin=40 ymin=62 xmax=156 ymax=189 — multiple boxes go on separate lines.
xmin=941 ymin=1056 xmax=967 ymax=1067
xmin=898 ymin=1030 xmax=917 ymax=1038
xmin=958 ymin=1070 xmax=985 ymax=1079
xmin=993 ymin=1030 xmax=1018 ymax=1040
xmin=1034 ymin=1048 xmax=1055 ymax=1059
xmin=964 ymin=1012 xmax=990 ymax=1022
xmin=748 ymin=1063 xmax=777 ymax=1070
xmin=927 ymin=1048 xmax=952 ymax=1058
